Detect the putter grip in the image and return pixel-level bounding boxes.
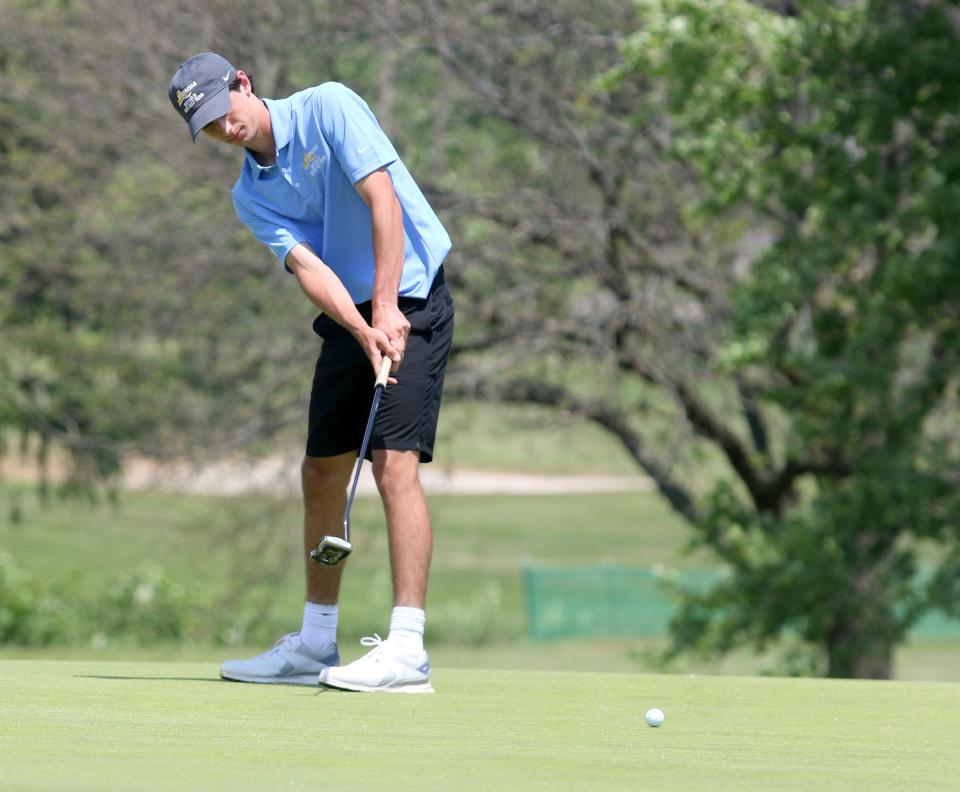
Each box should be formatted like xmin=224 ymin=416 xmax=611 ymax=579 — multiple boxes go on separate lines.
xmin=376 ymin=356 xmax=392 ymax=388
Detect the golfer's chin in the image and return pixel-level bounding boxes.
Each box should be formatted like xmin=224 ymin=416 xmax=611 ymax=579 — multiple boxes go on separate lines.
xmin=204 ymin=129 xmax=247 ymax=147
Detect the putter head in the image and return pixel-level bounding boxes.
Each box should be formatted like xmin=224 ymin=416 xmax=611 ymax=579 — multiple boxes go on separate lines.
xmin=310 ymin=536 xmax=353 ymax=566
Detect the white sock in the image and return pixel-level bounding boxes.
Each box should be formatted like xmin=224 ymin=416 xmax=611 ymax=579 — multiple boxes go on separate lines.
xmin=300 ymin=602 xmax=338 ymax=656
xmin=387 ymin=606 xmax=426 ymax=652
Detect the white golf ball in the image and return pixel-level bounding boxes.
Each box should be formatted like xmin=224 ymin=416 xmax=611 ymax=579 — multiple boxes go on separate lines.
xmin=645 ymin=708 xmax=665 ymax=727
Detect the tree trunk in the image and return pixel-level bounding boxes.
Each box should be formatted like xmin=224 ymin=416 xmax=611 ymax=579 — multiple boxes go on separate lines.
xmin=827 ymin=638 xmax=893 ymax=679
xmin=825 ymin=614 xmax=894 ymax=679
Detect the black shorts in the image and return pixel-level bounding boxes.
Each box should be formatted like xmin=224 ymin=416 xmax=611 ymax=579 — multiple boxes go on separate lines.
xmin=306 ymin=268 xmax=454 ymax=463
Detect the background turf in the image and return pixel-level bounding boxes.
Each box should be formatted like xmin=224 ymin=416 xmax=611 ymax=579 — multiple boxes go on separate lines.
xmin=2 ymin=479 xmax=959 ymax=679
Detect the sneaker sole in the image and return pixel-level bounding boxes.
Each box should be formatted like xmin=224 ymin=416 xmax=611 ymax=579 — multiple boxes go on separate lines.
xmin=318 ymin=678 xmax=435 ymax=694
xmin=220 ymin=672 xmax=321 ymax=686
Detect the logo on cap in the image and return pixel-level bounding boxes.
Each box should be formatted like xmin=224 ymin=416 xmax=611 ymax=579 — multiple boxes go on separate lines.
xmin=175 ymin=81 xmax=206 ymax=116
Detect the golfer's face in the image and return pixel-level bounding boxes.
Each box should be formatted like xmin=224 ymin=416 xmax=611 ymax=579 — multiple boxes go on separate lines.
xmin=202 ymin=89 xmax=254 ymax=146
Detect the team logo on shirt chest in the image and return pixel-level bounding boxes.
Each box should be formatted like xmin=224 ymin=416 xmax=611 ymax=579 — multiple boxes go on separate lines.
xmin=303 ymin=145 xmax=326 ymax=176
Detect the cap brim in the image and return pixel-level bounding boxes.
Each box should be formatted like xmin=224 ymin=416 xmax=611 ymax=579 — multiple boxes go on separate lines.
xmin=186 ymin=85 xmax=232 ymax=141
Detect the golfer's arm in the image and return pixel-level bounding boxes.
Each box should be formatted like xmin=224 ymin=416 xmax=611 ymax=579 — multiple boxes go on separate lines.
xmin=355 ymin=169 xmax=404 ymax=309
xmin=285 ymin=243 xmax=368 ymax=337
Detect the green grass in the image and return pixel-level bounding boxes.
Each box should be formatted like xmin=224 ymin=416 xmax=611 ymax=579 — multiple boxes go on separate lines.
xmin=1 ymin=660 xmax=958 ymax=791
xmin=435 ymin=400 xmax=640 ymax=475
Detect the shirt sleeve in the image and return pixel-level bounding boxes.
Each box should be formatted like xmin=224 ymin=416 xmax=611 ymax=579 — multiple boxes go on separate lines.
xmin=311 ymin=83 xmax=398 ymax=184
xmin=232 ymin=192 xmax=306 ymax=272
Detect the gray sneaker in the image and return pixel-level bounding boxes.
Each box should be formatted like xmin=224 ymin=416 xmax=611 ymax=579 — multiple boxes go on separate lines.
xmin=220 ymin=633 xmax=339 ymax=686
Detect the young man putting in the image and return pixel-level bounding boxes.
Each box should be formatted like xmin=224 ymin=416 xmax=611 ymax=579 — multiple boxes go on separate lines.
xmin=169 ymin=52 xmax=453 ymax=693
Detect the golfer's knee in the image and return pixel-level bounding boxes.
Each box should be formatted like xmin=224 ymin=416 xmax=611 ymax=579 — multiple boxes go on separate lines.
xmin=372 ymin=450 xmax=420 ymax=497
xmin=301 ymin=455 xmax=347 ymax=499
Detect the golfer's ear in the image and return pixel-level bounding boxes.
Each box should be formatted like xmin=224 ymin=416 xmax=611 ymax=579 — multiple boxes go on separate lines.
xmin=235 ymin=70 xmax=253 ymax=93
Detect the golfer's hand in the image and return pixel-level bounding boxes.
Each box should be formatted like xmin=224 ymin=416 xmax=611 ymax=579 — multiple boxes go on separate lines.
xmin=372 ymin=303 xmax=411 ymax=374
xmin=358 ymin=326 xmax=401 ymax=385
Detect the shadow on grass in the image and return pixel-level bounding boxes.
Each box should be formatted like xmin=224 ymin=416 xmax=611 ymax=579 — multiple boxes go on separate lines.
xmin=75 ymin=675 xmax=338 ymax=692
xmin=76 ymin=675 xmax=222 ymax=683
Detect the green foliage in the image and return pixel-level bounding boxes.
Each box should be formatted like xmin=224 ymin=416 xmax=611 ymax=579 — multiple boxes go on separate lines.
xmin=626 ymin=0 xmax=794 ymax=209
xmin=0 ymin=1 xmax=351 ymax=488
xmin=621 ymin=0 xmax=960 ymax=677
xmin=429 ymin=581 xmax=504 ymax=646
xmin=94 ymin=565 xmax=195 ymax=645
xmin=0 ymin=554 xmax=54 ymax=645
xmin=0 ymin=554 xmax=194 ymax=647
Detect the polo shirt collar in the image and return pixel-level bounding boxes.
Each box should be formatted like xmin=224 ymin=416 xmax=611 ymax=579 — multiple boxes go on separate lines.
xmin=263 ymin=97 xmax=292 ymax=151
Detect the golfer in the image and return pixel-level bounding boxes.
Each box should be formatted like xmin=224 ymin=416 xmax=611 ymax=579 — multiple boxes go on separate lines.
xmin=169 ymin=52 xmax=453 ymax=693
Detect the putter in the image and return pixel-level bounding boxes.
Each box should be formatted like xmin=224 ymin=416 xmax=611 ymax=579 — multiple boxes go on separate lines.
xmin=310 ymin=355 xmax=393 ymax=566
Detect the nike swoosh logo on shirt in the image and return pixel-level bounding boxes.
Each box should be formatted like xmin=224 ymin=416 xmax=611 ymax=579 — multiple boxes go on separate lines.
xmin=357 ymin=144 xmax=370 ymax=155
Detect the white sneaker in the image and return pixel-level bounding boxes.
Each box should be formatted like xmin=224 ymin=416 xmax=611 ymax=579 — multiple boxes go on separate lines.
xmin=318 ymin=634 xmax=434 ymax=694
xmin=220 ymin=633 xmax=339 ymax=686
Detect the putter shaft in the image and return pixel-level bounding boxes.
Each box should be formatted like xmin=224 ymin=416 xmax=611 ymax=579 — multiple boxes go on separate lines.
xmin=311 ymin=356 xmax=392 ymax=565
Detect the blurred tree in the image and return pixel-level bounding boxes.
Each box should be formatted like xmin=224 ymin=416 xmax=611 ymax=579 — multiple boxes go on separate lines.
xmin=396 ymin=0 xmax=960 ymax=678
xmin=609 ymin=0 xmax=960 ymax=677
xmin=409 ymin=0 xmax=739 ymax=519
xmin=0 ymin=0 xmax=382 ymax=489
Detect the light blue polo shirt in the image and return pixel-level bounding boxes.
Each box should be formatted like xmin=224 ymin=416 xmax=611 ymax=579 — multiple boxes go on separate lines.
xmin=231 ymin=82 xmax=451 ymax=302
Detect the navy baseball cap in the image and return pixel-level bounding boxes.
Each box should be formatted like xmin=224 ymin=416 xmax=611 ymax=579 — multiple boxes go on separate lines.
xmin=169 ymin=52 xmax=237 ymax=141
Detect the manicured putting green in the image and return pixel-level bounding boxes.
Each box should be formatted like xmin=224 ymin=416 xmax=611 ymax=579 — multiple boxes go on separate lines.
xmin=2 ymin=661 xmax=957 ymax=790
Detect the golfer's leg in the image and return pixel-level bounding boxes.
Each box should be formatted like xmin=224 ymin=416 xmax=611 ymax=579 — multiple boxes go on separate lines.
xmin=217 ymin=453 xmax=352 ymax=685
xmin=302 ymin=452 xmax=356 ymax=604
xmin=372 ymin=449 xmax=432 ymax=608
